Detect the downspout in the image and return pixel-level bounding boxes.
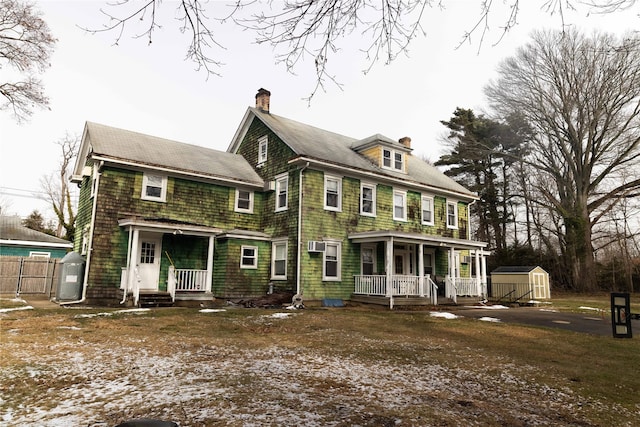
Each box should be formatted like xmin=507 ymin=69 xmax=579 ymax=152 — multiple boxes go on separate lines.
xmin=296 ymin=162 xmax=310 ymax=295
xmin=60 ymin=160 xmax=103 ymax=306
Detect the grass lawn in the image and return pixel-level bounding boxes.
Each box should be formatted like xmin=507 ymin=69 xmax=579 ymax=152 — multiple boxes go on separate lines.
xmin=1 ymin=294 xmax=639 ymax=426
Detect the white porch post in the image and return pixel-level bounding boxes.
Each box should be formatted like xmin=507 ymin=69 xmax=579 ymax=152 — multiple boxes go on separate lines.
xmin=418 ymin=243 xmax=425 ymax=297
xmin=206 ymin=235 xmax=214 ymax=293
xmin=129 ymin=228 xmax=140 ymax=291
xmin=385 ymin=237 xmax=393 ymax=297
xmin=475 ymin=250 xmax=481 ymax=296
xmin=449 ymin=247 xmax=455 ymax=280
xmin=480 ymin=248 xmax=487 ymax=295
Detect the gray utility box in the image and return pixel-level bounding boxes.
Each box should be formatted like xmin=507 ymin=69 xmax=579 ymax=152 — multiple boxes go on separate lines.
xmin=56 ymin=252 xmax=85 ymax=301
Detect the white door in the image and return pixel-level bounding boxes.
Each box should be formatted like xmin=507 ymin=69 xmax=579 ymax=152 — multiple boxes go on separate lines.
xmin=137 ymin=234 xmax=162 ymax=290
xmin=532 ymin=272 xmax=547 ymax=299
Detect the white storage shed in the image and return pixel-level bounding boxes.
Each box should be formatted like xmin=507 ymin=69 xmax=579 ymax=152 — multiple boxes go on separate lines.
xmin=490 ymin=266 xmax=550 ymax=300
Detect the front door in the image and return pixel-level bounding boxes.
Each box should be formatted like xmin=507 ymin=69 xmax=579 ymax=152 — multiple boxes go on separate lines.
xmin=532 ymin=272 xmax=547 ymax=299
xmin=137 ymin=233 xmax=162 ymax=290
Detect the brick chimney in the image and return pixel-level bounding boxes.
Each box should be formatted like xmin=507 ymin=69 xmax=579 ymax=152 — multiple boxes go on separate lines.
xmin=399 ymin=137 xmax=411 ymax=149
xmin=255 ymin=88 xmax=271 ymax=113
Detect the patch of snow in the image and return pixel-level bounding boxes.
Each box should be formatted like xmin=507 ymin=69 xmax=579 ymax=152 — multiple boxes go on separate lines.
xmin=579 ymin=306 xmax=604 ymax=312
xmin=430 ymin=311 xmax=459 ymax=319
xmin=464 ymin=304 xmax=509 ymax=310
xmin=0 ymin=306 xmax=34 ymax=314
xmin=74 ymin=308 xmax=150 ymax=319
xmin=199 ymin=308 xmax=227 ymax=313
xmin=265 ymin=312 xmax=294 ymax=319
xmin=57 ymin=326 xmax=82 ymax=330
xmin=479 ymin=317 xmax=501 ymax=323
xmin=539 ymin=308 xmax=557 ymax=312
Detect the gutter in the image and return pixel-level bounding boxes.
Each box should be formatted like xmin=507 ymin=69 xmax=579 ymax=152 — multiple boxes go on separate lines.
xmin=59 ymin=161 xmax=102 ymax=306
xmin=296 ymin=162 xmax=310 ymax=295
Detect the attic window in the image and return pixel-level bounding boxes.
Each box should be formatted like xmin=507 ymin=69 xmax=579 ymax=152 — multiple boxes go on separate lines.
xmin=383 ymin=149 xmax=404 ymax=172
xmin=258 ymin=135 xmax=268 ymax=164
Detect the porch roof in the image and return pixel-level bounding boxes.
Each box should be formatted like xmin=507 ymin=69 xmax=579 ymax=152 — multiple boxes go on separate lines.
xmin=118 ymin=218 xmax=222 ymax=236
xmin=348 ymin=230 xmax=488 ymax=250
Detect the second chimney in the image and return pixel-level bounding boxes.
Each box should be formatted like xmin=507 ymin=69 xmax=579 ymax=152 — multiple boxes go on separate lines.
xmin=399 ymin=137 xmax=411 ymax=149
xmin=255 ymin=88 xmax=271 ymax=113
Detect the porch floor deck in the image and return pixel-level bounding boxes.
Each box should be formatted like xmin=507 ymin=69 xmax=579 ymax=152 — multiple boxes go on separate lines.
xmin=350 ymin=294 xmax=485 ymax=307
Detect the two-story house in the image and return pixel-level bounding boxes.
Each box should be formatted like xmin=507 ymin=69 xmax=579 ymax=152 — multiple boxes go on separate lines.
xmin=70 ymin=89 xmax=488 ymax=307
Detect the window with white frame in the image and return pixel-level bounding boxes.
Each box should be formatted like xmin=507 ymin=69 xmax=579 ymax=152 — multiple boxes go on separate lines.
xmin=29 ymin=251 xmax=50 ymax=258
xmin=81 ymin=226 xmax=89 ymax=255
xmin=323 ymin=241 xmax=341 ymax=281
xmin=258 ymin=135 xmax=268 ymax=164
xmin=240 ymin=245 xmax=258 ymax=269
xmin=324 ymin=175 xmax=342 ymax=211
xmin=90 ymin=164 xmax=99 ymax=197
xmin=275 ymin=174 xmax=288 ymax=211
xmin=382 ymin=149 xmax=404 ymax=172
xmin=271 ymin=240 xmax=287 ymax=279
xmin=421 ymin=195 xmax=434 ymax=225
xmin=141 ymin=173 xmax=167 ymax=202
xmin=447 ymin=200 xmax=458 ymax=229
xmin=361 ymin=246 xmax=375 ymax=275
xmin=393 ymin=190 xmax=407 ymax=221
xmin=235 ymin=189 xmax=254 ymax=213
xmin=360 ymin=183 xmax=376 ymax=216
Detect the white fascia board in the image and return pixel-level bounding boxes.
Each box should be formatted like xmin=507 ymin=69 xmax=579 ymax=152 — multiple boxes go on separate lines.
xmin=117 ymin=219 xmax=222 ymax=236
xmin=227 ymin=107 xmax=254 ymax=154
xmin=348 ymin=230 xmax=488 ymax=249
xmin=0 ymin=239 xmax=73 ymax=248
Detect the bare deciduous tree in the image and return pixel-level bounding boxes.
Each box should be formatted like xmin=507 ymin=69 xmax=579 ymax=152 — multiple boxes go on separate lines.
xmin=0 ymin=0 xmax=56 ymax=121
xmin=40 ymin=132 xmax=78 ymax=241
xmin=85 ymin=0 xmax=638 ymax=99
xmin=485 ymin=29 xmax=640 ymax=291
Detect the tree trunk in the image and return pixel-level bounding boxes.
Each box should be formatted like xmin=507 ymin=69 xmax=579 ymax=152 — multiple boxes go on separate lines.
xmin=563 ymin=206 xmax=596 ymax=292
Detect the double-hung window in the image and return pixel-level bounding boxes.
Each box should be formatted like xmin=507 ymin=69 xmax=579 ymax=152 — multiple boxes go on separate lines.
xmin=271 ymin=240 xmax=287 ymax=279
xmin=258 ymin=135 xmax=268 ymax=164
xmin=323 ymin=241 xmax=341 ymax=281
xmin=447 ymin=200 xmax=458 ymax=229
xmin=324 ymin=175 xmax=342 ymax=211
xmin=393 ymin=190 xmax=407 ymax=221
xmin=235 ymin=189 xmax=254 ymax=213
xmin=275 ymin=174 xmax=288 ymax=211
xmin=142 ymin=173 xmax=167 ymax=202
xmin=421 ymin=195 xmax=434 ymax=225
xmin=360 ymin=183 xmax=376 ymax=216
xmin=240 ymin=246 xmax=258 ymax=269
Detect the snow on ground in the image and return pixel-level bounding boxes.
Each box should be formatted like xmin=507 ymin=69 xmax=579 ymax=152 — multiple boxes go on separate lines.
xmin=0 ymin=306 xmax=34 ymax=314
xmin=464 ymin=304 xmax=509 ymax=310
xmin=429 ymin=311 xmax=459 ymax=319
xmin=479 ymin=317 xmax=502 ymax=323
xmin=73 ymin=308 xmax=151 ymax=318
xmin=198 ymin=308 xmax=227 ymax=313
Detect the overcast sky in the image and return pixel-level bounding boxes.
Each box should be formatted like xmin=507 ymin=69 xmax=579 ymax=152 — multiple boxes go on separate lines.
xmin=0 ymin=0 xmax=637 ymax=220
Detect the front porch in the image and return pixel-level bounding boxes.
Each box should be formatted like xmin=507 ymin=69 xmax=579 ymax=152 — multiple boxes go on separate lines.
xmin=352 ymin=275 xmax=487 ymax=308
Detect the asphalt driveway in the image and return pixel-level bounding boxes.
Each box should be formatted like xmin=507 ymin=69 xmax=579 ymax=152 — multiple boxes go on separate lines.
xmin=449 ymin=305 xmax=636 ymax=337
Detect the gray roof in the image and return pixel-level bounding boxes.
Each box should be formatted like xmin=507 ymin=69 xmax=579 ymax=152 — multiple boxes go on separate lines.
xmin=491 ymin=266 xmax=542 ymax=274
xmin=0 ymin=216 xmax=72 ymax=246
xmin=85 ymin=122 xmax=263 ymax=187
xmin=249 ymin=108 xmax=476 ymax=198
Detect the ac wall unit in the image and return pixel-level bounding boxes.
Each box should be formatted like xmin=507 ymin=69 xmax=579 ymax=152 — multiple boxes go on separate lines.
xmin=308 ymin=241 xmax=326 ymax=252
xmin=264 ymin=180 xmax=276 ymax=191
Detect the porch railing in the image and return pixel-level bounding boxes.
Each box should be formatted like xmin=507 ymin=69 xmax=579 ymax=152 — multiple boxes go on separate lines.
xmin=172 ymin=268 xmax=208 ymax=292
xmin=354 ymin=275 xmax=435 ymax=298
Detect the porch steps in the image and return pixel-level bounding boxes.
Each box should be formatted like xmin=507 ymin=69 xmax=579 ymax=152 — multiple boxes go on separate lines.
xmin=138 ymin=292 xmax=174 ymax=308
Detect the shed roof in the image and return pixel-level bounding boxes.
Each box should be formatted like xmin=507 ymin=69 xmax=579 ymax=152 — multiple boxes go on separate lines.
xmin=82 ymin=122 xmax=264 ymax=187
xmin=491 ymin=266 xmax=546 ymax=274
xmin=0 ymin=216 xmax=72 ymax=247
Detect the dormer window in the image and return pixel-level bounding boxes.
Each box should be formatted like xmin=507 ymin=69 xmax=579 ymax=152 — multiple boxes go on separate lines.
xmin=383 ymin=149 xmax=404 ymax=172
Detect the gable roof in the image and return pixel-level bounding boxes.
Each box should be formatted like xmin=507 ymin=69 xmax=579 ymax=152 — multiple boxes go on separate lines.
xmin=75 ymin=122 xmax=264 ymax=188
xmin=0 ymin=216 xmax=72 ymax=248
xmin=229 ymin=107 xmax=477 ymax=200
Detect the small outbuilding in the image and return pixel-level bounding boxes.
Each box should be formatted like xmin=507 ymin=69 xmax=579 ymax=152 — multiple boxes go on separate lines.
xmin=490 ymin=266 xmax=550 ymax=301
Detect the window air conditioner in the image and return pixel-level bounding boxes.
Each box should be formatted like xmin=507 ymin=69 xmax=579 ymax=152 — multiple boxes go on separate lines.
xmin=308 ymin=241 xmax=326 ymax=252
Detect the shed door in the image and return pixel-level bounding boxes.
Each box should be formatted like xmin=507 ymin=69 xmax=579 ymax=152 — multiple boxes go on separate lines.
xmin=137 ymin=234 xmax=162 ymax=290
xmin=532 ymin=272 xmax=547 ymax=299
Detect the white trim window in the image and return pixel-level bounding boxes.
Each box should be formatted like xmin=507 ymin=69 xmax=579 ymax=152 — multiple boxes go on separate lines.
xmin=393 ymin=189 xmax=407 ymax=221
xmin=324 ymin=175 xmax=342 ymax=211
xmin=421 ymin=195 xmax=434 ymax=225
xmin=275 ymin=174 xmax=288 ymax=211
xmin=271 ymin=240 xmax=287 ymax=279
xmin=447 ymin=200 xmax=458 ymax=229
xmin=81 ymin=226 xmax=90 ymax=255
xmin=142 ymin=173 xmax=167 ymax=202
xmin=240 ymin=245 xmax=258 ymax=269
xmin=258 ymin=135 xmax=268 ymax=164
xmin=29 ymin=251 xmax=50 ymax=258
xmin=361 ymin=246 xmax=376 ymax=275
xmin=323 ymin=241 xmax=341 ymax=281
xmin=235 ymin=189 xmax=254 ymax=213
xmin=360 ymin=182 xmax=376 ymax=216
xmin=382 ymin=149 xmax=405 ymax=172
xmin=90 ymin=164 xmax=99 ymax=198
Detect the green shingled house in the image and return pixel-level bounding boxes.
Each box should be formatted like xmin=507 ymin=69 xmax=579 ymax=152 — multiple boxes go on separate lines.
xmin=71 ymin=89 xmax=488 ymax=306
